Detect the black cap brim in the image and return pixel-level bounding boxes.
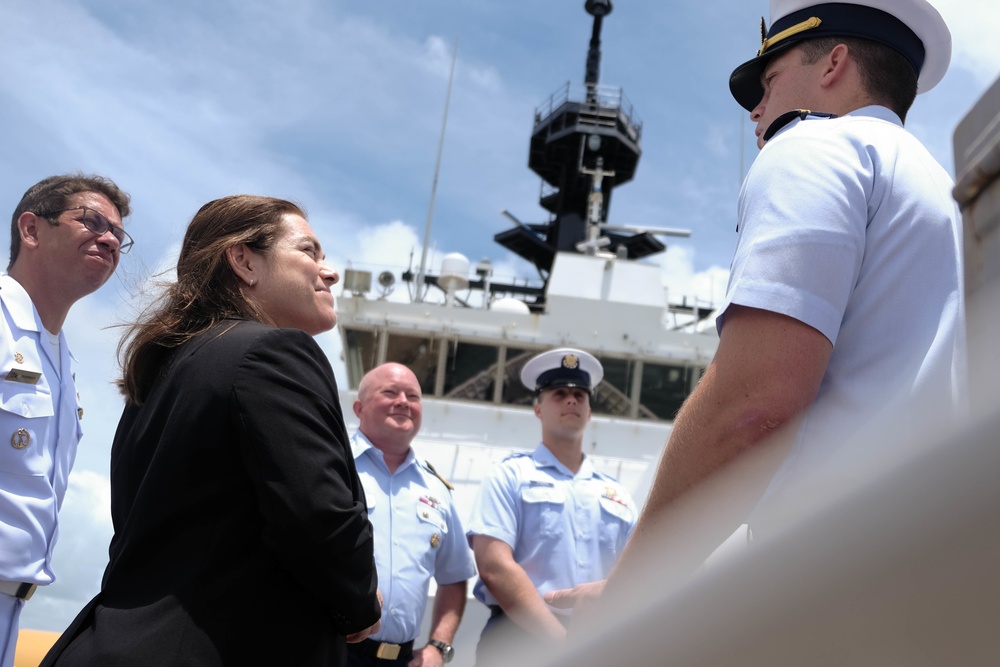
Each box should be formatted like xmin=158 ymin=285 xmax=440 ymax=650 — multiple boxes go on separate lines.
xmin=729 ymin=41 xmax=798 ymax=112
xmin=729 ymin=3 xmax=936 ymax=113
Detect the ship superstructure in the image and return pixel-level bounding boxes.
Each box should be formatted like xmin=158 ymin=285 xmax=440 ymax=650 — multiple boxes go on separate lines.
xmin=335 ymin=0 xmax=719 ymax=508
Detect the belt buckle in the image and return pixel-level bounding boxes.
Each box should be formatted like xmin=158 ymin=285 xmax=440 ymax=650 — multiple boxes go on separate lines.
xmin=17 ymin=583 xmax=37 ymax=601
xmin=375 ymin=643 xmax=401 ymax=660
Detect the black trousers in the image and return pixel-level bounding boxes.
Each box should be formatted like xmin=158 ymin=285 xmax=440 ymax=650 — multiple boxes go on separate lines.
xmin=475 ymin=606 xmax=568 ymax=667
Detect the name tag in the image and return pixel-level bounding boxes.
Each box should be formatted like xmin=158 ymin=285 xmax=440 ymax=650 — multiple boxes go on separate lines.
xmin=6 ymin=368 xmax=41 ymax=385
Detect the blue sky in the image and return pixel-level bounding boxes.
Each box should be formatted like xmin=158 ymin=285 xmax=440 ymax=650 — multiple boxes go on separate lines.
xmin=4 ymin=0 xmax=999 ymax=632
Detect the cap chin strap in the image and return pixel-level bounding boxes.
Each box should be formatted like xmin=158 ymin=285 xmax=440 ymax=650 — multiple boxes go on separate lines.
xmin=762 ymin=109 xmax=838 ymax=142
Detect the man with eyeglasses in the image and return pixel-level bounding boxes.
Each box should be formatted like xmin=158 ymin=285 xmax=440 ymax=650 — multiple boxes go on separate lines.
xmin=0 ymin=174 xmax=131 ymax=667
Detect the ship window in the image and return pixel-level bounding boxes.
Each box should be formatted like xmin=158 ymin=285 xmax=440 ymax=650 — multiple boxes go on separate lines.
xmin=442 ymin=342 xmax=499 ymax=401
xmin=592 ymin=356 xmax=635 ymax=418
xmin=502 ymin=348 xmax=536 ymax=407
xmin=640 ymin=363 xmax=695 ymax=420
xmin=385 ymin=334 xmax=439 ymax=396
xmin=343 ymin=328 xmax=378 ymax=390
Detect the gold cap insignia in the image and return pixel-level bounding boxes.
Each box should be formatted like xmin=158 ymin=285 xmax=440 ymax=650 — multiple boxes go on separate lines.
xmin=430 ymin=533 xmax=440 ymax=548
xmin=758 ymin=16 xmax=823 ymax=56
xmin=562 ymin=354 xmax=579 ymax=369
xmin=11 ymin=428 xmax=30 ymax=450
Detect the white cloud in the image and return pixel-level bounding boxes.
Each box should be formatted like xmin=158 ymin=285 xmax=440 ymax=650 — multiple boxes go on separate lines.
xmin=935 ymin=0 xmax=1000 ymax=86
xmin=348 ymin=220 xmax=424 ymax=273
xmin=652 ymin=245 xmax=729 ymax=309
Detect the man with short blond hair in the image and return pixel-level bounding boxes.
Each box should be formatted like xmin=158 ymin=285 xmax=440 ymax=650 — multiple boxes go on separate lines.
xmin=348 ymin=363 xmax=475 ymax=667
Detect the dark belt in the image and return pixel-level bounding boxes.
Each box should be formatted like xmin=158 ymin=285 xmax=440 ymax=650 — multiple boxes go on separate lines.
xmin=0 ymin=581 xmax=37 ymax=600
xmin=347 ymin=638 xmax=415 ymax=661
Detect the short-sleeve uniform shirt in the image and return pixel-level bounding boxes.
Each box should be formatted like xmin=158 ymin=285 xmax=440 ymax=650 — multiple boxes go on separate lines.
xmin=466 ymin=444 xmax=637 ymax=614
xmin=718 ymin=106 xmax=967 ymax=516
xmin=352 ymin=432 xmax=476 ymax=644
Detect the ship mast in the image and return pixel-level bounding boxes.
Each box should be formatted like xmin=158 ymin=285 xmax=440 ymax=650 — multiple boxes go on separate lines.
xmin=414 ymin=40 xmax=459 ymax=303
xmin=493 ymin=0 xmax=665 ymax=278
xmin=404 ymin=1 xmax=688 ymax=312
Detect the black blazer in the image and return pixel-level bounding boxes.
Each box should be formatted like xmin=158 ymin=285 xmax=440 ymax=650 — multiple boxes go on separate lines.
xmin=43 ymin=320 xmax=380 ymax=666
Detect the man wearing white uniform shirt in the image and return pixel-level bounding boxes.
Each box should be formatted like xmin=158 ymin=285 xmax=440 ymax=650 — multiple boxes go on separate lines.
xmin=547 ymin=0 xmax=968 ymax=612
xmin=0 ymin=174 xmax=131 ymax=667
xmin=348 ymin=363 xmax=475 ymax=667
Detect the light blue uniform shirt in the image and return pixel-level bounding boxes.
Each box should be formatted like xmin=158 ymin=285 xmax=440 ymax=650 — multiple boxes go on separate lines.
xmin=466 ymin=444 xmax=636 ymax=614
xmin=719 ymin=106 xmax=967 ymax=523
xmin=352 ymin=431 xmax=476 ymax=644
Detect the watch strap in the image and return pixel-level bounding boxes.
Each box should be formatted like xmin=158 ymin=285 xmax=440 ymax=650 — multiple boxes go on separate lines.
xmin=427 ymin=639 xmax=453 ymax=662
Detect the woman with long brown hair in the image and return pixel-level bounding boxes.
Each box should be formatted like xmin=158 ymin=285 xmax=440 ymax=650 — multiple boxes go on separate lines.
xmin=43 ymin=195 xmax=380 ymax=666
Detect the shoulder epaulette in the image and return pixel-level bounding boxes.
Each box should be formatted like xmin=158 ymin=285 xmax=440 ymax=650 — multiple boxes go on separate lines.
xmin=763 ymin=108 xmax=838 ymax=142
xmin=423 ymin=460 xmax=455 ymax=491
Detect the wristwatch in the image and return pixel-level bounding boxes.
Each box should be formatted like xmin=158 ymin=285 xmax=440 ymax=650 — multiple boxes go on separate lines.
xmin=427 ymin=639 xmax=454 ymax=664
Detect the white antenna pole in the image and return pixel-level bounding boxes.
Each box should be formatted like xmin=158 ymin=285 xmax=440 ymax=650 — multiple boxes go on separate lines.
xmin=414 ymin=40 xmax=458 ymax=303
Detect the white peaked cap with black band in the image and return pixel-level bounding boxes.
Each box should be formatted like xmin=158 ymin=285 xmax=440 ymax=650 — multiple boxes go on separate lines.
xmin=520 ymin=348 xmax=604 ymax=394
xmin=729 ymin=0 xmax=951 ymax=111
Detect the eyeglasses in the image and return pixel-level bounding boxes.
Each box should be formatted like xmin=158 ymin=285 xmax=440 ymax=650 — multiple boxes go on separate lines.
xmin=39 ymin=206 xmax=134 ymax=254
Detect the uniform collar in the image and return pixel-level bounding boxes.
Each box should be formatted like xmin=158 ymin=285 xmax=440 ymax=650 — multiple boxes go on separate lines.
xmin=846 ymin=104 xmax=903 ymax=126
xmin=352 ymin=430 xmax=417 ymax=473
xmin=766 ymin=104 xmax=903 ymax=143
xmin=531 ymin=443 xmax=596 ymax=478
xmin=351 ymin=430 xmax=373 ymax=459
xmin=0 ymin=274 xmax=44 ymax=334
